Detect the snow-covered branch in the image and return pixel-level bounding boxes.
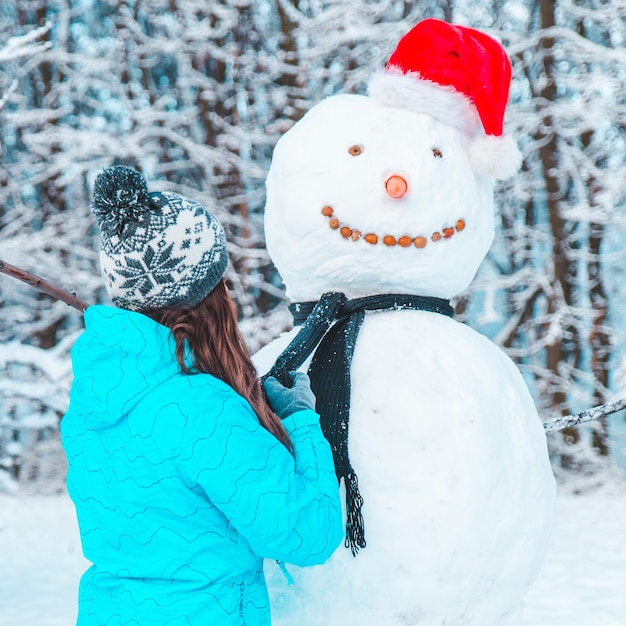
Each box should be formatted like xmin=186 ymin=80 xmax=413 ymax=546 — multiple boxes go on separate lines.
xmin=0 ymin=22 xmax=52 ymax=63
xmin=544 ymin=399 xmax=626 ymax=433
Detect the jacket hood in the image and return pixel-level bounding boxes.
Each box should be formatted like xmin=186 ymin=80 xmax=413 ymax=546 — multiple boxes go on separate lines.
xmin=67 ymin=305 xmax=181 ymax=426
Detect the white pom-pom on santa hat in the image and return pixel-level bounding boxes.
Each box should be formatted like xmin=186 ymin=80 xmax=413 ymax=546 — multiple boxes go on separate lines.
xmin=368 ymin=18 xmax=522 ymax=180
xmin=468 ymin=134 xmax=522 ymax=180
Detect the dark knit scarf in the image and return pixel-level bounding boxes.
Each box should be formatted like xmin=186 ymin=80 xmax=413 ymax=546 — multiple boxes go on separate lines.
xmin=262 ymin=292 xmax=454 ymax=555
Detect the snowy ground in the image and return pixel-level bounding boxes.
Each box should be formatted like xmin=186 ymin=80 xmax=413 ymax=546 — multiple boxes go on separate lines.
xmin=1 ymin=479 xmax=625 ymax=626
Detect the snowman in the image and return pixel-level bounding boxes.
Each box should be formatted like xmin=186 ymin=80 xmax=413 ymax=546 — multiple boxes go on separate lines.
xmin=254 ymin=19 xmax=556 ymax=626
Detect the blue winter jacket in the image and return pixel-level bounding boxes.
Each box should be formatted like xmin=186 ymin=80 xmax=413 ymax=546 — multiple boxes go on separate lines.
xmin=61 ymin=305 xmax=343 ymax=625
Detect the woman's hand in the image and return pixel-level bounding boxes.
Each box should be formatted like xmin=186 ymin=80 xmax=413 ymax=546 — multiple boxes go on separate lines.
xmin=263 ymin=371 xmax=316 ymax=420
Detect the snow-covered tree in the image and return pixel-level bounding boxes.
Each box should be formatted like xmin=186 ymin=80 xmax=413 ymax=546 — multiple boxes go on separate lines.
xmin=1 ymin=0 xmax=625 ymax=487
xmin=461 ymin=0 xmax=626 ymax=467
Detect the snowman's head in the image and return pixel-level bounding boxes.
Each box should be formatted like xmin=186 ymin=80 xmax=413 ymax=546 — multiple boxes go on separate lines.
xmin=265 ymin=94 xmax=497 ymax=301
xmin=264 ymin=19 xmax=520 ymax=302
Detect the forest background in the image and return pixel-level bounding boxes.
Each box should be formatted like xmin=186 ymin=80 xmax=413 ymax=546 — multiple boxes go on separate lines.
xmin=1 ymin=0 xmax=625 ymax=493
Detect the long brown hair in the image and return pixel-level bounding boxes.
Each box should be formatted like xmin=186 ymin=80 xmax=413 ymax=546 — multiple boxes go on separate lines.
xmin=146 ymin=279 xmax=291 ymax=450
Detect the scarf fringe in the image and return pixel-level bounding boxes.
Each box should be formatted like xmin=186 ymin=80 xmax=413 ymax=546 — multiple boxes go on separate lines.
xmin=344 ymin=471 xmax=366 ymax=555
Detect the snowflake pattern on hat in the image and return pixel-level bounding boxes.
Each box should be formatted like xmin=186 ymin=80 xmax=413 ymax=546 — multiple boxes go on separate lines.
xmin=93 ymin=167 xmax=228 ymax=311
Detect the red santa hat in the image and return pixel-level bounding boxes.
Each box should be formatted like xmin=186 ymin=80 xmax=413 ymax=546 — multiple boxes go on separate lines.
xmin=368 ymin=18 xmax=522 ymax=180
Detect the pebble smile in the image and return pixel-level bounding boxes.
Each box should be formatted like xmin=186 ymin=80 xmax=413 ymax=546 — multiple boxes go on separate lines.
xmin=321 ymin=205 xmax=466 ymax=248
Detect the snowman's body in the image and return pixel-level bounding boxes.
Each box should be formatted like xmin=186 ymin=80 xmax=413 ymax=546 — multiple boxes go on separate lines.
xmin=255 ymin=91 xmax=555 ymax=625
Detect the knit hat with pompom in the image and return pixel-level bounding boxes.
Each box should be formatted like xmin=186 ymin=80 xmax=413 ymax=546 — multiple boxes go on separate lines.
xmin=91 ymin=165 xmax=228 ymax=312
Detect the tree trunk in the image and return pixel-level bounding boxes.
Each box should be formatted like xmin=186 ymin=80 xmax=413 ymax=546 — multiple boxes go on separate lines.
xmin=537 ymin=0 xmax=583 ymax=464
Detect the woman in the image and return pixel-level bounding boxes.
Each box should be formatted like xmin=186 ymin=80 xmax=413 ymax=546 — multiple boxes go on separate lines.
xmin=61 ymin=166 xmax=343 ymax=625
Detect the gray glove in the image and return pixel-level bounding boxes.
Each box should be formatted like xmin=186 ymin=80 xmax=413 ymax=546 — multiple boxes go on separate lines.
xmin=263 ymin=371 xmax=316 ymax=420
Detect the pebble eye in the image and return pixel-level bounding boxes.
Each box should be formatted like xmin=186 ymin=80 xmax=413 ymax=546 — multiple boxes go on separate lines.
xmin=348 ymin=145 xmax=363 ymax=156
xmin=432 ymin=148 xmax=443 ymax=158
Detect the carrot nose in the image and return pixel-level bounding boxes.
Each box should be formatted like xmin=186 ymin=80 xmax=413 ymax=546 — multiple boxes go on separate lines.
xmin=385 ymin=174 xmax=408 ymax=199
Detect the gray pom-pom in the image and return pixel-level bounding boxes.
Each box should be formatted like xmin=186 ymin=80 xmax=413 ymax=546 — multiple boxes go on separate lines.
xmin=91 ymin=166 xmax=151 ymax=236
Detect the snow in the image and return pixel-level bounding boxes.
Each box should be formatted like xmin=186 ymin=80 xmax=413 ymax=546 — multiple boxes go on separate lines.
xmin=0 ymin=491 xmax=86 ymax=626
xmin=0 ymin=481 xmax=624 ymax=625
xmin=518 ymin=481 xmax=626 ymax=626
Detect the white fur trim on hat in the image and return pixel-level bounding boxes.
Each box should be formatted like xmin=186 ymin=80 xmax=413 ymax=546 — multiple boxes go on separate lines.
xmin=368 ymin=67 xmax=482 ymax=137
xmin=368 ymin=68 xmax=522 ymax=179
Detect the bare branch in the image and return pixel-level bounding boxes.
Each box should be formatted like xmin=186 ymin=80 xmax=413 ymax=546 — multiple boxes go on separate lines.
xmin=0 ymin=259 xmax=89 ymax=313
